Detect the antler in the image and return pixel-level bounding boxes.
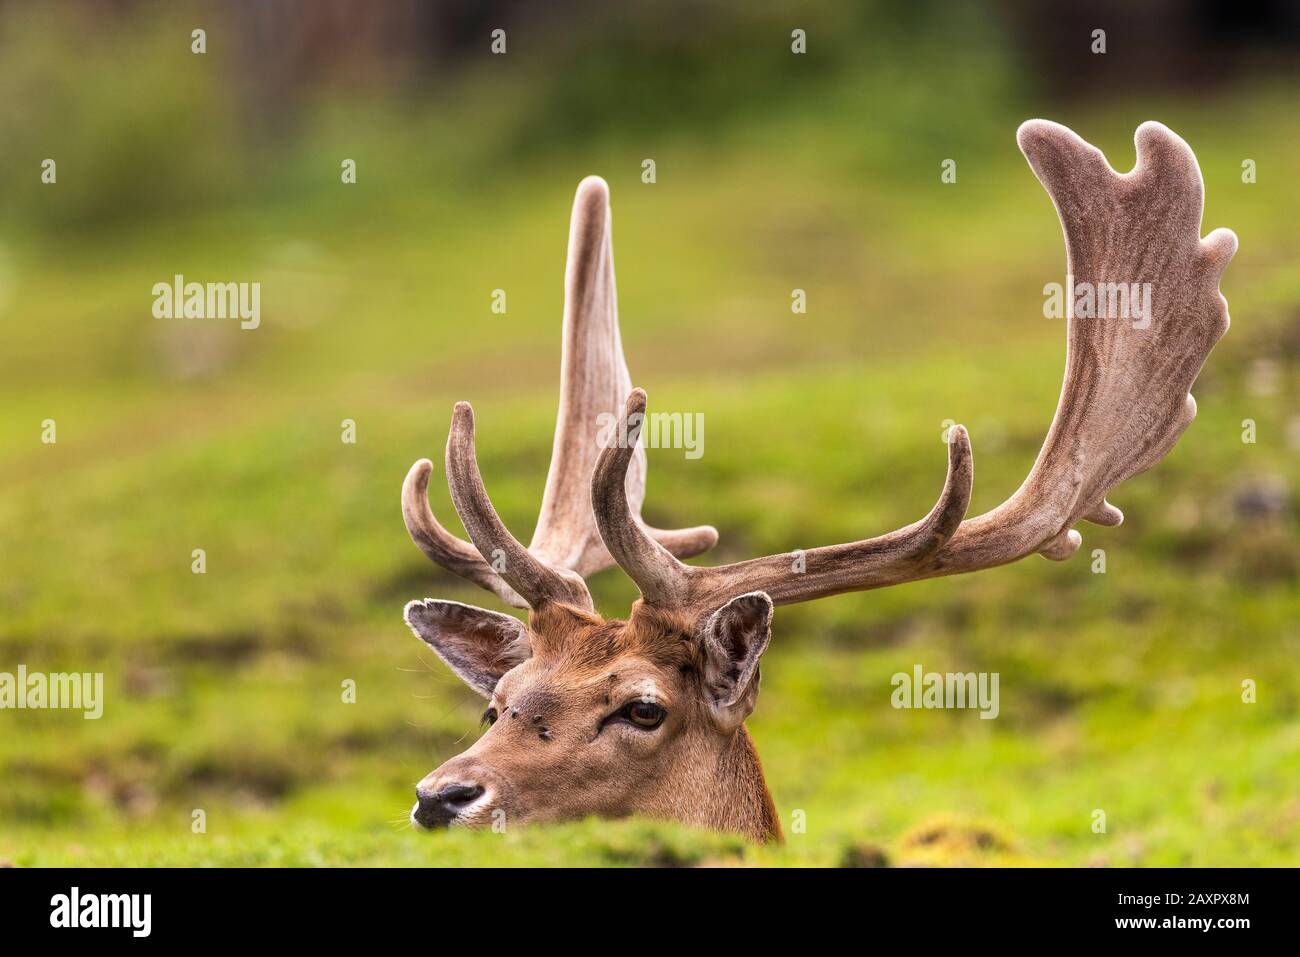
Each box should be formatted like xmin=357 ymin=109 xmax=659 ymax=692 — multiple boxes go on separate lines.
xmin=593 ymin=389 xmax=974 ymax=610
xmin=402 ymin=176 xmax=718 ymax=610
xmin=593 ymin=120 xmax=1235 ymax=620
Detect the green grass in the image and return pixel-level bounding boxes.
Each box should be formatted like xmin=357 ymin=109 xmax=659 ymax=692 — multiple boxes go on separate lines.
xmin=1 ymin=7 xmax=1298 ymax=867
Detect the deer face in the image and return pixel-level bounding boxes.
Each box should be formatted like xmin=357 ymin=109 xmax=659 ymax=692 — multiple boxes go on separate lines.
xmin=405 ymin=595 xmax=778 ymax=838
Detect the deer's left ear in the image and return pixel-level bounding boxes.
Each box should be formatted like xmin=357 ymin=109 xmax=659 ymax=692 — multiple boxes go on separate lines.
xmin=699 ymin=591 xmax=773 ymax=731
xmin=404 ymin=599 xmax=531 ymax=698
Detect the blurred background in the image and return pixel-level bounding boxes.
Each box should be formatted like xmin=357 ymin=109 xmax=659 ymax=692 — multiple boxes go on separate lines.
xmin=0 ymin=0 xmax=1297 ymax=866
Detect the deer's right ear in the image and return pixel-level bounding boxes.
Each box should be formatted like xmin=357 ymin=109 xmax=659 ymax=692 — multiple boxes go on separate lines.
xmin=403 ymin=599 xmax=531 ymax=698
xmin=699 ymin=592 xmax=774 ymax=731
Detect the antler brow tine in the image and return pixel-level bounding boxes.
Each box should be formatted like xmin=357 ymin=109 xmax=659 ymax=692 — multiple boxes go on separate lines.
xmin=444 ymin=402 xmax=594 ymax=611
xmin=401 ymin=458 xmax=528 ymax=608
xmin=590 ymin=388 xmax=688 ymax=606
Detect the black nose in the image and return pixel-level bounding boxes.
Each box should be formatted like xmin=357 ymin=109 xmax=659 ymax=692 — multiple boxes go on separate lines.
xmin=413 ymin=782 xmax=485 ymax=828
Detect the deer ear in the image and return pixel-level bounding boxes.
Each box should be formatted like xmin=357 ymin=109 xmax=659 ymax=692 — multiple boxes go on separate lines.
xmin=404 ymin=599 xmax=531 ymax=698
xmin=699 ymin=592 xmax=773 ymax=731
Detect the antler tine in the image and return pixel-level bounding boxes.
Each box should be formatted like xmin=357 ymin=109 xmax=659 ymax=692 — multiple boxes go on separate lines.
xmin=590 ymin=389 xmax=689 ymax=606
xmin=445 ymin=402 xmax=594 ymax=611
xmin=401 ymin=459 xmax=528 ymax=608
xmin=592 ymin=388 xmax=974 ymax=613
xmin=530 ymin=175 xmax=718 ymax=576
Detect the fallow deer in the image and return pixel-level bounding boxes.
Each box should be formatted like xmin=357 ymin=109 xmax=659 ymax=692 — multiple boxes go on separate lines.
xmin=401 ymin=120 xmax=1236 ymax=842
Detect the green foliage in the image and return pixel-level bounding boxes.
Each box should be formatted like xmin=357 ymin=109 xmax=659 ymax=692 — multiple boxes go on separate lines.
xmin=0 ymin=6 xmax=242 ymax=231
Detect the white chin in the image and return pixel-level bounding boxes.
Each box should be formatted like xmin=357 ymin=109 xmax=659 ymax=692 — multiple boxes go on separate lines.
xmin=409 ymin=802 xmax=432 ymax=831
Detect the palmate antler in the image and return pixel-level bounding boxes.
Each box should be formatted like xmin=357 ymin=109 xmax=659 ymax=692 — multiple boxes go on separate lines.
xmin=592 ymin=120 xmax=1236 ymax=619
xmin=402 ymin=176 xmax=717 ymax=611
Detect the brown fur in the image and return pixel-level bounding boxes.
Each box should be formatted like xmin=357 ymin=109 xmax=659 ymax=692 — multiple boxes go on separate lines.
xmin=415 ymin=601 xmax=782 ymax=843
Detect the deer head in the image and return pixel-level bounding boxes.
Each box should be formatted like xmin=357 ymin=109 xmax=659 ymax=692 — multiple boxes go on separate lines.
xmin=401 ymin=120 xmax=1236 ymax=842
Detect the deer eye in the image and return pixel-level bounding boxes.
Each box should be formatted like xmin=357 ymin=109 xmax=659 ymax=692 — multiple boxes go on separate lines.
xmin=481 ymin=707 xmax=498 ymax=727
xmin=622 ymin=701 xmax=665 ymax=730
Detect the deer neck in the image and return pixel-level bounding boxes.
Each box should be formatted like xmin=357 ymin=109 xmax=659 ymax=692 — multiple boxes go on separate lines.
xmin=723 ymin=726 xmax=782 ymax=842
xmin=671 ymin=725 xmax=781 ymax=843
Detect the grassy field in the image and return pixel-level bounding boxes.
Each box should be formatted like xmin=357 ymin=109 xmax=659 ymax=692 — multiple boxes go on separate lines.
xmin=1 ymin=7 xmax=1298 ymax=867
